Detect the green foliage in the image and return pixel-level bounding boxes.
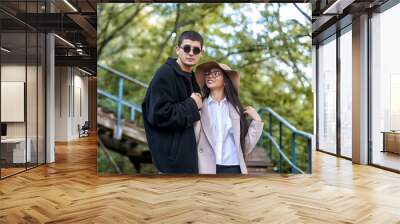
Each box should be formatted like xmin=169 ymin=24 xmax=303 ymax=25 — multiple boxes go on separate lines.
xmin=97 ymin=3 xmax=312 ymax=173
xmin=97 ymin=145 xmax=158 ymax=174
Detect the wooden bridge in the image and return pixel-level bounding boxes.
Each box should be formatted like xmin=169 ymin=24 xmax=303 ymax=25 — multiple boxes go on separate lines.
xmin=97 ymin=106 xmax=273 ymax=174
xmin=97 ymin=64 xmax=311 ymax=175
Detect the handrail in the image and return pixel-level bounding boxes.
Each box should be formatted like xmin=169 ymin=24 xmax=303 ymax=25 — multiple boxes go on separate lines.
xmin=295 ymin=130 xmax=313 ymax=139
xmin=98 ymin=64 xmax=149 ymax=89
xmin=98 ymin=64 xmax=148 ymax=139
xmin=263 ymin=131 xmax=305 ymax=174
xmin=97 ymin=89 xmax=141 ymax=112
xmin=258 ymin=107 xmax=312 ymax=174
xmin=98 ymin=64 xmax=313 ymax=174
xmin=259 ymin=108 xmax=297 ymax=131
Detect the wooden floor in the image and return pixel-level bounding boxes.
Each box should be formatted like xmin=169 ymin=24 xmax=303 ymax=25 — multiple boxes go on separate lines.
xmin=1 ymin=135 xmax=400 ymax=223
xmin=372 ymin=150 xmax=400 ymax=171
xmin=1 ymin=167 xmax=26 ymax=177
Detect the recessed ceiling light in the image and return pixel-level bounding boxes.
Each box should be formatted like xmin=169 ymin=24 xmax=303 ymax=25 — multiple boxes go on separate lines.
xmin=78 ymin=67 xmax=92 ymax=76
xmin=1 ymin=47 xmax=11 ymax=53
xmin=54 ymin=34 xmax=75 ymax=48
xmin=323 ymin=0 xmax=355 ymax=15
xmin=63 ymin=0 xmax=78 ymax=12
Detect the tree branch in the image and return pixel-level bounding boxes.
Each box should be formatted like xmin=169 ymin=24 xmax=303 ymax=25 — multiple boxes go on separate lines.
xmin=98 ymin=4 xmax=148 ymax=58
xmin=274 ymin=5 xmax=308 ymax=88
xmin=98 ymin=137 xmax=122 ymax=174
xmin=155 ymin=3 xmax=181 ymax=65
xmin=98 ymin=4 xmax=117 ymax=41
xmin=293 ymin=3 xmax=311 ymax=22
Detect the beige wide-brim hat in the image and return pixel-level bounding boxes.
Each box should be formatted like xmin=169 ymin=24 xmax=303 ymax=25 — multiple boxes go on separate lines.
xmin=195 ymin=61 xmax=240 ymax=92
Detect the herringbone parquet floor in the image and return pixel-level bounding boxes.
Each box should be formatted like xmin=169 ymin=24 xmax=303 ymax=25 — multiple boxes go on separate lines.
xmin=1 ymin=135 xmax=400 ymax=223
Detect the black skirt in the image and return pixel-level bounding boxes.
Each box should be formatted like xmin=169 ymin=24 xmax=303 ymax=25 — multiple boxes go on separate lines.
xmin=216 ymin=165 xmax=241 ymax=174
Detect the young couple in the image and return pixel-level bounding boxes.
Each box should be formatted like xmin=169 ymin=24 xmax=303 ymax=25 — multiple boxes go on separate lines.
xmin=142 ymin=31 xmax=263 ymax=174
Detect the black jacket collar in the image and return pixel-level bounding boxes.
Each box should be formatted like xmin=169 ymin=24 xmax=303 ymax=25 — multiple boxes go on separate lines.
xmin=166 ymin=57 xmax=194 ymax=78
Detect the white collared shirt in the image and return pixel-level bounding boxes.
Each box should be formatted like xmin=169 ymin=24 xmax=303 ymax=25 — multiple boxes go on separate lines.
xmin=207 ymin=95 xmax=240 ymax=165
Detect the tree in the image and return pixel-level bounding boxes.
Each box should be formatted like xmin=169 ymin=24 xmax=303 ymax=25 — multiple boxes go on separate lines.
xmin=97 ymin=3 xmax=312 ymax=173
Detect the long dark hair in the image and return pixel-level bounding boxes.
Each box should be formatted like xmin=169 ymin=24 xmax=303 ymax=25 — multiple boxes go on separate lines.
xmin=202 ymin=71 xmax=250 ymax=158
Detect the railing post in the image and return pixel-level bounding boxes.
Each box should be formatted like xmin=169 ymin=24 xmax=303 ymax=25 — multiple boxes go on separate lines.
xmin=130 ymin=107 xmax=136 ymax=123
xmin=247 ymin=107 xmax=313 ymax=174
xmin=291 ymin=132 xmax=297 ymax=174
xmin=269 ymin=112 xmax=273 ymax=160
xmin=114 ymin=78 xmax=124 ymax=139
xmin=279 ymin=122 xmax=282 ymax=173
xmin=307 ymin=138 xmax=312 ymax=174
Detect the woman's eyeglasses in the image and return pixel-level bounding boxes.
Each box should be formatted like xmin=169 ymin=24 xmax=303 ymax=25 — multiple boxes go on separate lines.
xmin=180 ymin=45 xmax=201 ymax=55
xmin=204 ymin=71 xmax=222 ymax=78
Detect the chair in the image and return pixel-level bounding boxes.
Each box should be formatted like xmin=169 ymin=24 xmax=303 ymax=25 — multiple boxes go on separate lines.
xmin=78 ymin=121 xmax=90 ymax=138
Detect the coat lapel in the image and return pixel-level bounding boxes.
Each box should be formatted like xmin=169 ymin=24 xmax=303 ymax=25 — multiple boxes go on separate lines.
xmin=200 ymin=101 xmax=215 ymax=151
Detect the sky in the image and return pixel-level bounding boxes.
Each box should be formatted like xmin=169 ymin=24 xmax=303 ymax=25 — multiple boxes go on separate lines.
xmin=231 ymin=3 xmax=312 ymax=80
xmin=224 ymin=3 xmax=310 ymax=38
xmin=213 ymin=3 xmax=312 ymax=81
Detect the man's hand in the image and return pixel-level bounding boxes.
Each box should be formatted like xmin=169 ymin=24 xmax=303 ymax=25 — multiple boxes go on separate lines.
xmin=190 ymin=92 xmax=203 ymax=109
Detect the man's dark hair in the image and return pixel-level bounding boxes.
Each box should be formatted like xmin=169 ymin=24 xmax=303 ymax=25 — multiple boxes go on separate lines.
xmin=177 ymin=31 xmax=203 ymax=48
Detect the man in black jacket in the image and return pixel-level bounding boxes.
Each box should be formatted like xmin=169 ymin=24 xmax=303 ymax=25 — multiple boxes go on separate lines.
xmin=142 ymin=31 xmax=204 ymax=173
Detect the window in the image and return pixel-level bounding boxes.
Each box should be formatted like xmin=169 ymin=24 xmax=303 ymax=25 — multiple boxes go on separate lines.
xmin=339 ymin=27 xmax=352 ymax=158
xmin=0 ymin=1 xmax=46 ymax=179
xmin=370 ymin=3 xmax=400 ymax=171
xmin=318 ymin=35 xmax=337 ymax=154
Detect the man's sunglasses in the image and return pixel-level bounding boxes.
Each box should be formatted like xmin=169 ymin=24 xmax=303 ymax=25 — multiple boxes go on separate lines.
xmin=179 ymin=45 xmax=202 ymax=55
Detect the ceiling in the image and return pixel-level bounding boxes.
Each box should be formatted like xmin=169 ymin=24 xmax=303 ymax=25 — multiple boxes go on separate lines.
xmin=312 ymin=0 xmax=389 ymax=44
xmin=0 ymin=0 xmax=97 ymax=74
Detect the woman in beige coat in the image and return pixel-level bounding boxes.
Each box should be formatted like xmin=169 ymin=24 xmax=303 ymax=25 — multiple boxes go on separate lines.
xmin=194 ymin=61 xmax=264 ymax=174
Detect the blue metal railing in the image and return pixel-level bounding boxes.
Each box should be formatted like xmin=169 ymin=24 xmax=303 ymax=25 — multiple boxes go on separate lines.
xmin=257 ymin=107 xmax=313 ymax=174
xmin=98 ymin=64 xmax=313 ymax=174
xmin=97 ymin=64 xmax=148 ymax=139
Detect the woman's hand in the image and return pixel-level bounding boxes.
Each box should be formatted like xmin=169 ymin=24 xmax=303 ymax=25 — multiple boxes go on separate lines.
xmin=243 ymin=106 xmax=262 ymax=122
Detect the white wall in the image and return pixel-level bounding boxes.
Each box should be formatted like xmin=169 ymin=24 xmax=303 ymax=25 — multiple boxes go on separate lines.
xmin=55 ymin=66 xmax=69 ymax=141
xmin=54 ymin=67 xmax=89 ymax=141
xmin=1 ymin=65 xmax=27 ymax=166
xmin=352 ymin=14 xmax=369 ymax=164
xmin=1 ymin=63 xmax=46 ymax=164
xmin=1 ymin=65 xmax=28 ymax=138
xmin=46 ymin=32 xmax=55 ymax=163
